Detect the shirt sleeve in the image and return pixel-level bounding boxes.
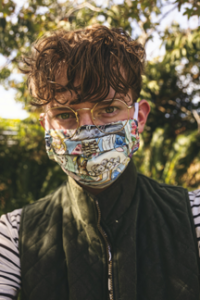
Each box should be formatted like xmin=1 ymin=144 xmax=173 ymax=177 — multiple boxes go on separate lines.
xmin=0 ymin=209 xmax=21 ymax=299
xmin=188 ymin=189 xmax=200 ymax=257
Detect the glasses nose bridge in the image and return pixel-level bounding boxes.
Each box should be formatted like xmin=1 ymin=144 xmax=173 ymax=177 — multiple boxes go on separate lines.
xmin=75 ymin=107 xmax=92 ymax=113
xmin=75 ymin=107 xmax=94 ymax=125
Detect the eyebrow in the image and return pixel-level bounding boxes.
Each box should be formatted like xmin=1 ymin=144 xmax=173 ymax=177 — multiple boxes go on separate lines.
xmin=50 ymin=106 xmax=72 ymax=110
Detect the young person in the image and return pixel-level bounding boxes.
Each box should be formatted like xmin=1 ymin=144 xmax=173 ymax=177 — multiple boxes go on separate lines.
xmin=0 ymin=24 xmax=200 ymax=300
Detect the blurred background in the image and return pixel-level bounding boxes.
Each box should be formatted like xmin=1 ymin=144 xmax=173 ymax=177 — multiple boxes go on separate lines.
xmin=0 ymin=0 xmax=200 ymax=214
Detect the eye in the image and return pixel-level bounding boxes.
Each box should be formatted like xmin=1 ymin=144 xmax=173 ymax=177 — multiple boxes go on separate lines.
xmin=103 ymin=106 xmax=118 ymax=114
xmin=105 ymin=107 xmax=115 ymax=113
xmin=54 ymin=111 xmax=76 ymax=120
xmin=57 ymin=113 xmax=71 ymax=120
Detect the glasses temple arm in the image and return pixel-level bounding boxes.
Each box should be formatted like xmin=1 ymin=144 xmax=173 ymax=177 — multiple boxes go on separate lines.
xmin=133 ymin=103 xmax=139 ymax=121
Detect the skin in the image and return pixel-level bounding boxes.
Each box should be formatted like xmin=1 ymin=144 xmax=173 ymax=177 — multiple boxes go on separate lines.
xmin=40 ymin=76 xmax=151 ymax=195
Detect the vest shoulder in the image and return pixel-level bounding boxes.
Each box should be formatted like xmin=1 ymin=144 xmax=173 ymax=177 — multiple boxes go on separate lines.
xmin=136 ymin=173 xmax=192 ymax=221
xmin=137 ymin=173 xmax=188 ymax=194
xmin=22 ymin=180 xmax=68 ymax=217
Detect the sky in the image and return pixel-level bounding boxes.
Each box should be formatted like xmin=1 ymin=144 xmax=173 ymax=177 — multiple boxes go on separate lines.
xmin=0 ymin=0 xmax=199 ymax=119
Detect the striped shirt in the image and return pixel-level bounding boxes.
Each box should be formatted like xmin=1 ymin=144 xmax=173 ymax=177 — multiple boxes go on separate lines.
xmin=0 ymin=190 xmax=200 ymax=299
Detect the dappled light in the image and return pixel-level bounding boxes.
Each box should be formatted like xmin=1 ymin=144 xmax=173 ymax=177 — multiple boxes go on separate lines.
xmin=0 ymin=0 xmax=200 ymax=214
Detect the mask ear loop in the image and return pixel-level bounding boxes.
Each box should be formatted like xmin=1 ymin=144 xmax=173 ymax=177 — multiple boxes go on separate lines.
xmin=133 ymin=102 xmax=139 ymax=121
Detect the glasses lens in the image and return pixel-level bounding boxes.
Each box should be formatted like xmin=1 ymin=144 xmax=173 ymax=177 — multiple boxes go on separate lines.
xmin=92 ymin=99 xmax=130 ymax=132
xmin=46 ymin=106 xmax=78 ymax=138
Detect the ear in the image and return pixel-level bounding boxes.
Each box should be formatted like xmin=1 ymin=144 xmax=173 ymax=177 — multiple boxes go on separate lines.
xmin=138 ymin=100 xmax=150 ymax=133
xmin=39 ymin=113 xmax=45 ymax=129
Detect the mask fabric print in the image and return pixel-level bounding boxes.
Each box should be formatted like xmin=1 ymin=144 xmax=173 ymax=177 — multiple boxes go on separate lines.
xmin=45 ymin=119 xmax=139 ymax=189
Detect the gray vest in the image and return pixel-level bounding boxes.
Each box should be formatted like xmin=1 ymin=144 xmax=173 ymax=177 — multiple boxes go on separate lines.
xmin=19 ymin=162 xmax=200 ymax=300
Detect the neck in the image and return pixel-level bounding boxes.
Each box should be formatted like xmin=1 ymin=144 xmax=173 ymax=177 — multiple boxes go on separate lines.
xmin=78 ymin=182 xmax=112 ymax=196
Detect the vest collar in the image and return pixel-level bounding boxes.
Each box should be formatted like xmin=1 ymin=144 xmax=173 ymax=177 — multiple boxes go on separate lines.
xmin=66 ymin=175 xmax=98 ymax=228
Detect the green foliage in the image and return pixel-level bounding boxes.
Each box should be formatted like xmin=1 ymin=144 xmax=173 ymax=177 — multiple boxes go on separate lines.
xmin=0 ymin=117 xmax=66 ymax=215
xmin=175 ymin=0 xmax=200 ymax=18
xmin=134 ymin=127 xmax=200 ymax=190
xmin=134 ymin=22 xmax=200 ymax=190
xmin=0 ymin=67 xmax=11 ymax=81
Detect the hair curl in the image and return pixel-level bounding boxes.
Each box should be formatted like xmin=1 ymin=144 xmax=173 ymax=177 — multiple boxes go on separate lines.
xmin=20 ymin=24 xmax=145 ymax=106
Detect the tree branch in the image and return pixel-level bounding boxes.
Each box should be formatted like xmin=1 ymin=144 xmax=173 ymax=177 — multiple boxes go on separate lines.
xmin=157 ymin=3 xmax=179 ymax=24
xmin=65 ymin=2 xmax=101 ymax=18
xmin=192 ymin=110 xmax=200 ymax=132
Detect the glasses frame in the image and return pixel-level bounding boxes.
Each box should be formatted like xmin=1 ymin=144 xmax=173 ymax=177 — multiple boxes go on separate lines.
xmin=42 ymin=99 xmax=134 ymax=139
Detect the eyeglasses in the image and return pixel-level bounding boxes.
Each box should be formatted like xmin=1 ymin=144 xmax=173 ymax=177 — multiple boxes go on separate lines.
xmin=41 ymin=99 xmax=134 ymax=138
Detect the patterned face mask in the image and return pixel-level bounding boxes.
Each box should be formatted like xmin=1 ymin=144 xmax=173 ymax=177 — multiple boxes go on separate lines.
xmin=45 ymin=103 xmax=139 ymax=189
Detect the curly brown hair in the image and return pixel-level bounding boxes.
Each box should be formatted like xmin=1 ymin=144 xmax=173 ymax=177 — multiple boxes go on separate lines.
xmin=20 ymin=24 xmax=145 ymax=106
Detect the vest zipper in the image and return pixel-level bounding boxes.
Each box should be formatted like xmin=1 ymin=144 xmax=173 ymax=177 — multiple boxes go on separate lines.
xmin=95 ymin=200 xmax=114 ymax=300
